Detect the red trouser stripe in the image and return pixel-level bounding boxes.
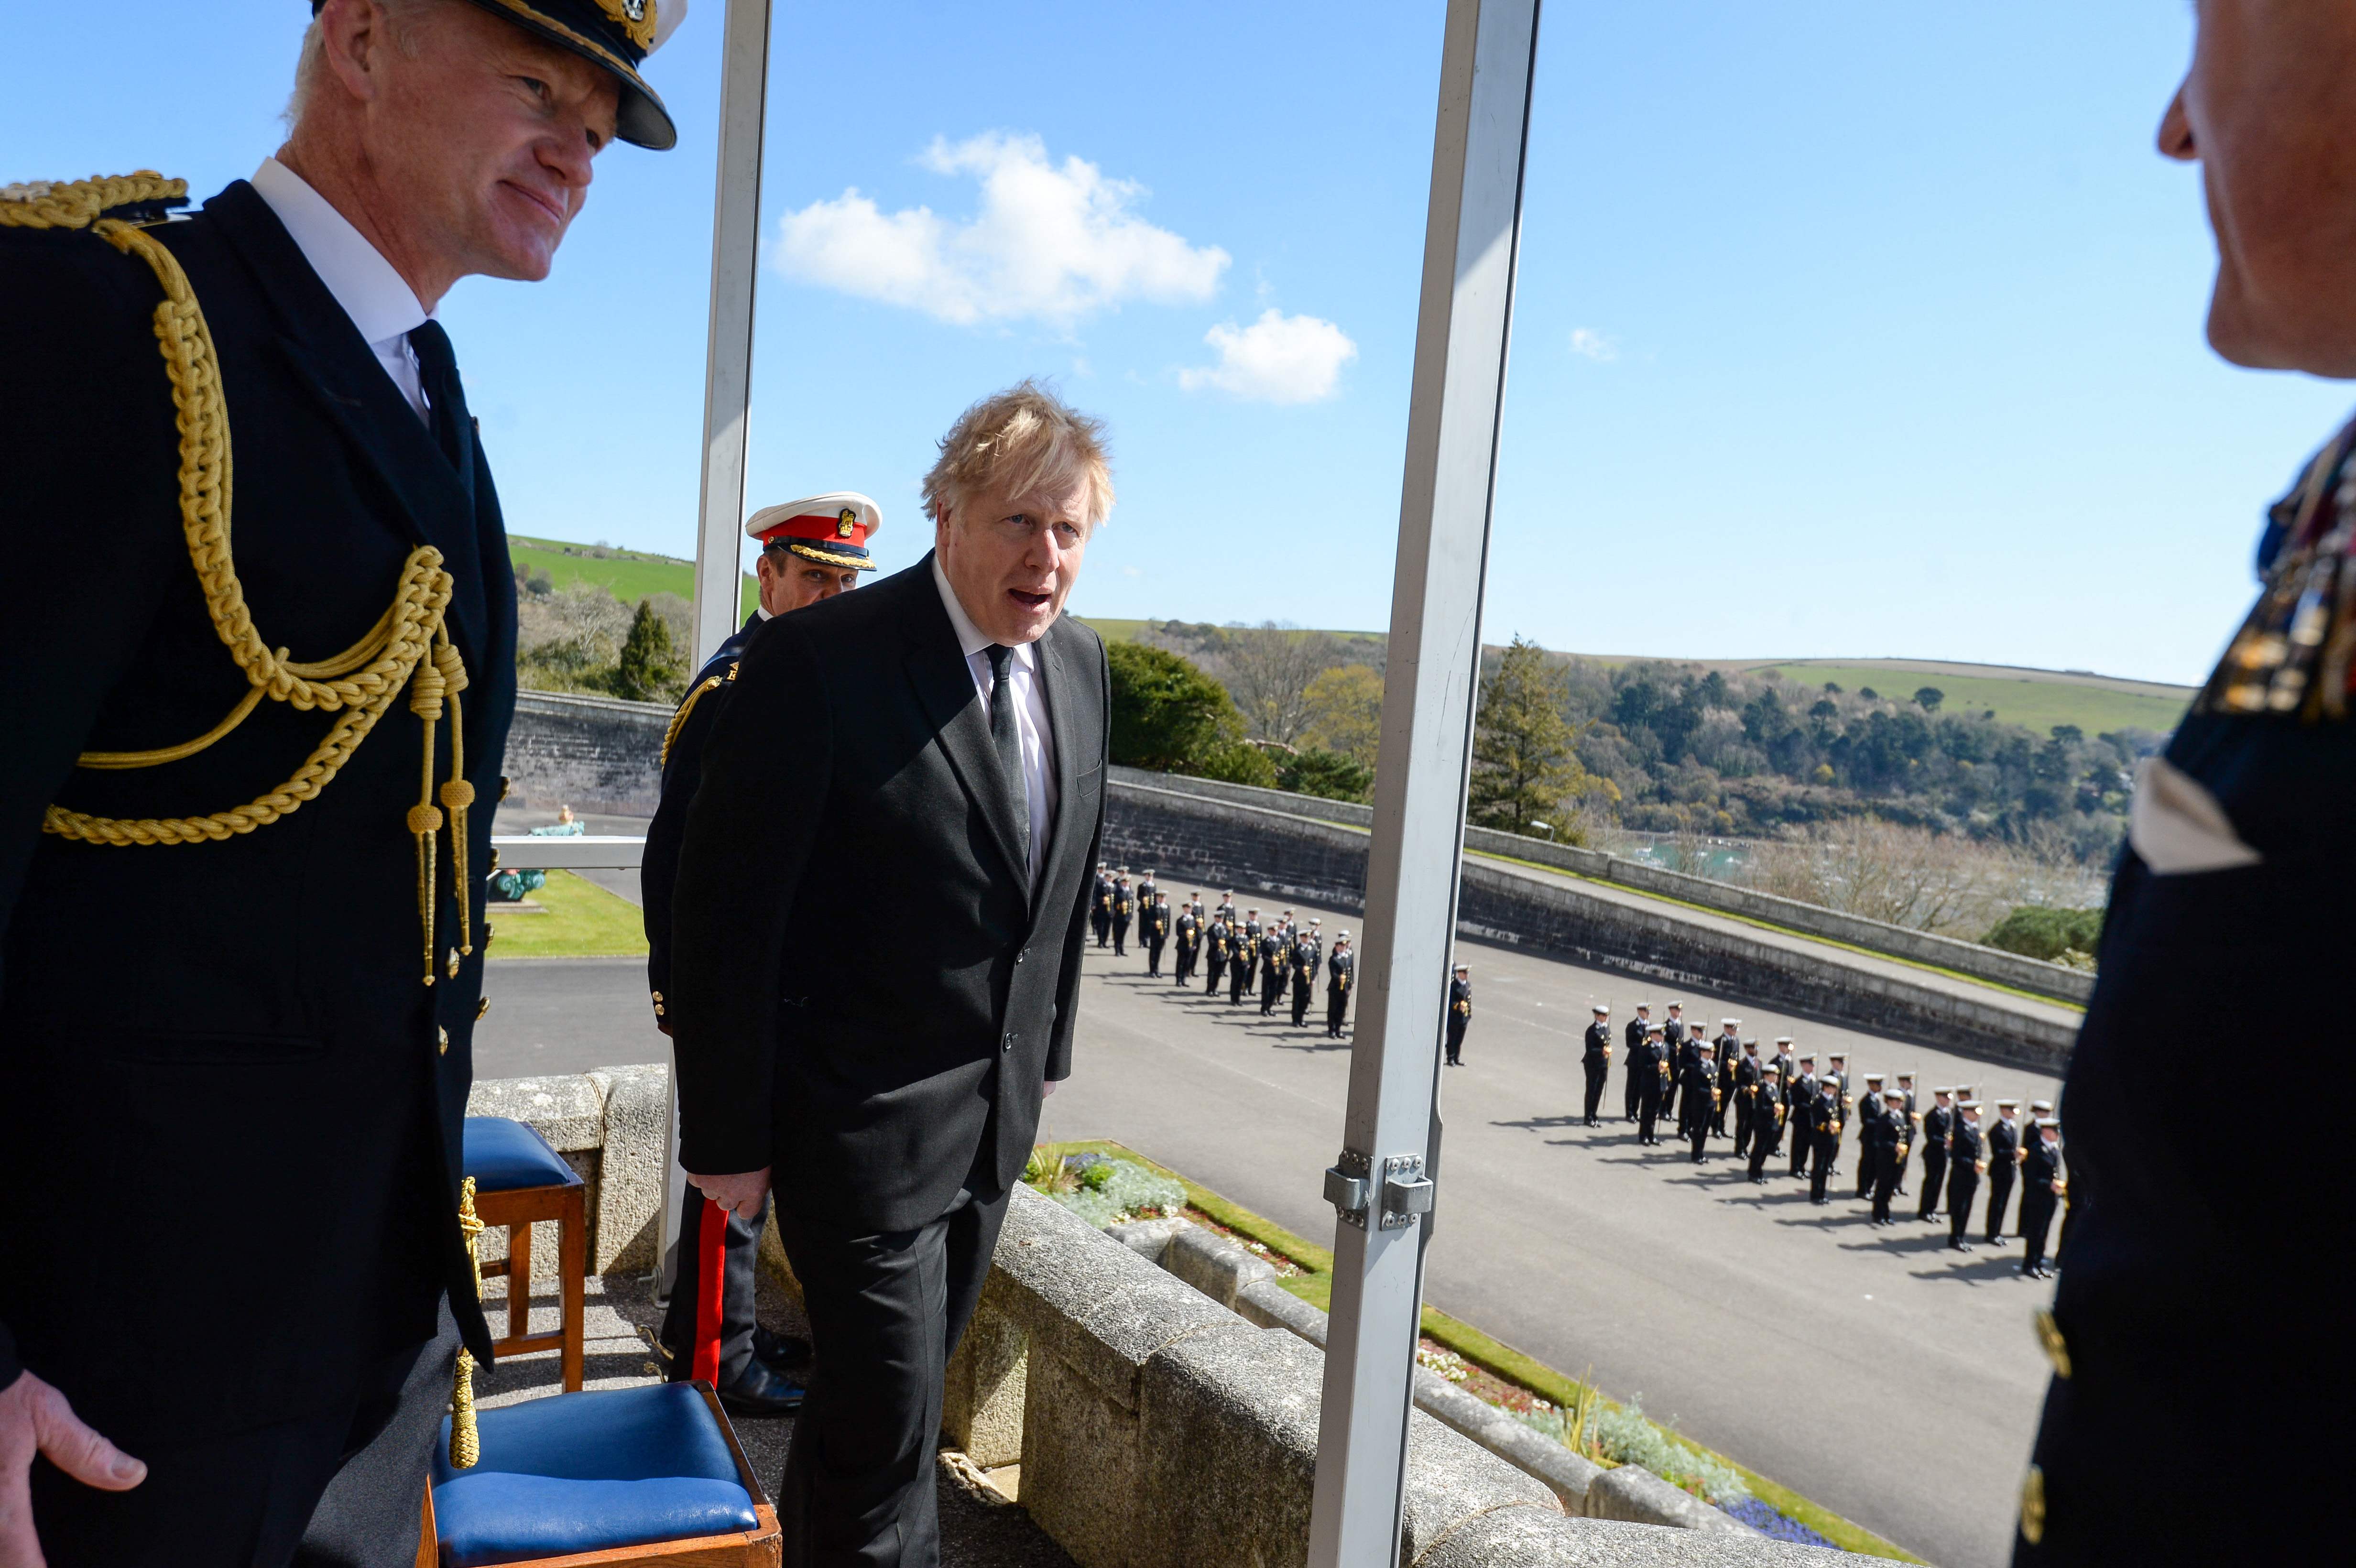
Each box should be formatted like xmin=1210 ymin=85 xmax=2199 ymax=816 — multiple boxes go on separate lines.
xmin=691 ymin=1195 xmax=727 ymax=1384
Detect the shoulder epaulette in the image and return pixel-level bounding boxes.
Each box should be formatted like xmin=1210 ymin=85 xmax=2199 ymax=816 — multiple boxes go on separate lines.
xmin=662 ymin=660 xmax=740 ymax=768
xmin=0 ymin=172 xmax=188 ymax=232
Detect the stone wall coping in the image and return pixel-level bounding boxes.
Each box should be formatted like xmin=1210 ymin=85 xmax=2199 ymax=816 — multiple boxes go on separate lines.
xmin=514 ymin=687 xmax=675 ymax=720
xmin=1107 ymin=765 xmax=2092 ymax=1004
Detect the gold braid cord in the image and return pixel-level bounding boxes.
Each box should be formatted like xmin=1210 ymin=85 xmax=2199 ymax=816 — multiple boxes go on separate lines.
xmin=450 ymin=1177 xmax=484 ymax=1469
xmin=4 ymin=174 xmax=473 ymax=986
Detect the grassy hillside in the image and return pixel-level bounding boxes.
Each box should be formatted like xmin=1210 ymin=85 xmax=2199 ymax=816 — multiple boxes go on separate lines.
xmin=510 ymin=535 xmax=757 ymax=621
xmin=1745 ymin=661 xmax=2188 ymax=737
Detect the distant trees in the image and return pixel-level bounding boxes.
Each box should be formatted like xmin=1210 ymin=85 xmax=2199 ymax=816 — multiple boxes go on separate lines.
xmin=1469 ymin=636 xmax=1594 ymax=838
xmin=613 ymin=598 xmax=687 ymax=702
xmin=1301 ymin=664 xmax=1384 ymax=764
xmin=1914 ymin=687 xmax=1943 ymax=711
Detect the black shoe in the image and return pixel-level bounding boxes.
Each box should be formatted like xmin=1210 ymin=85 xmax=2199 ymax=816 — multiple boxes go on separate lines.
xmin=715 ymin=1355 xmax=806 ymax=1417
xmin=753 ymin=1326 xmax=811 ymax=1372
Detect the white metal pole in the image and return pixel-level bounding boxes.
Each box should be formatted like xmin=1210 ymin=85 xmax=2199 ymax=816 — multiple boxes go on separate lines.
xmin=1306 ymin=2 xmax=1539 ymax=1562
xmin=687 ymin=0 xmax=774 ymax=665
xmin=665 ymin=0 xmax=775 ymax=1299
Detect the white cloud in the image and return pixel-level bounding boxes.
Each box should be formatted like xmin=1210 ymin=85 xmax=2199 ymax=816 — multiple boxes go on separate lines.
xmin=1569 ymin=327 xmax=1619 ymax=362
xmin=1178 ymin=309 xmax=1358 ymax=404
xmin=770 ymin=132 xmax=1229 ymax=328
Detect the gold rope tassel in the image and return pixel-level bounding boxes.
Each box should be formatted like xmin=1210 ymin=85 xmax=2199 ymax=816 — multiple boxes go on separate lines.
xmin=450 ymin=1176 xmax=484 ymax=1469
xmin=436 ymin=635 xmax=475 ymax=964
xmin=408 ymin=652 xmax=448 ymax=986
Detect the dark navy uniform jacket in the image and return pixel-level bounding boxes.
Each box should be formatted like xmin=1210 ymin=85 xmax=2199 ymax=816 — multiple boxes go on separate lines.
xmin=0 ymin=181 xmax=514 ymax=1440
xmin=644 ymin=610 xmax=761 ymax=1022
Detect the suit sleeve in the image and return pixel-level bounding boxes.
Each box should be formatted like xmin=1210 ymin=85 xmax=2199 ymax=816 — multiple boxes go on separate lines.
xmin=1043 ymin=639 xmax=1111 ymax=1083
xmin=642 ymin=682 xmax=727 ymax=1018
xmin=669 ymin=622 xmax=828 ymax=1174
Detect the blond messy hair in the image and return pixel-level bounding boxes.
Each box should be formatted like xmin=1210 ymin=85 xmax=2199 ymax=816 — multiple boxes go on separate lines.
xmin=922 ymin=380 xmax=1114 ymax=530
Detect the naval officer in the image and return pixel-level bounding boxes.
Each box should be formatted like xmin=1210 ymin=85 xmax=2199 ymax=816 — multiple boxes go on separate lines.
xmin=643 ymin=492 xmax=884 ymax=1420
xmin=0 ymin=2 xmax=687 ymax=1562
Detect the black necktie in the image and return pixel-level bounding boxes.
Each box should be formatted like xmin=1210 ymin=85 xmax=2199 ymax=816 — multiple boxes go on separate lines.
xmin=984 ymin=644 xmax=1032 ymax=879
xmin=407 ymin=319 xmax=473 ymax=475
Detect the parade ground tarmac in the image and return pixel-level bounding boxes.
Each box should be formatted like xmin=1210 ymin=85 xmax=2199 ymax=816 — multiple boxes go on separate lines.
xmin=481 ymin=887 xmax=2065 ymax=1568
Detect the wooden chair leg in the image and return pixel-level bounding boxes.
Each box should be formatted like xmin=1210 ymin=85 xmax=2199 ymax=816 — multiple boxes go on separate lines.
xmin=560 ymin=1186 xmax=586 ymax=1392
xmin=507 ymin=1221 xmax=532 ymax=1343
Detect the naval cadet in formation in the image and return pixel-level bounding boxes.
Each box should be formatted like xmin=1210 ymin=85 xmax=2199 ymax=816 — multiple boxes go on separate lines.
xmin=644 ymin=492 xmax=889 ymax=1420
xmin=1171 ymin=895 xmax=1201 ymax=985
xmin=1621 ymin=1002 xmax=1654 ymax=1121
xmin=1142 ymin=890 xmax=1170 ymax=975
xmin=1230 ymin=910 xmax=1259 ymax=1004
xmin=1287 ymin=919 xmax=1322 ymax=1026
xmin=2017 ymin=1119 xmax=2065 ymax=1281
xmin=1202 ymin=908 xmax=1231 ymax=996
xmin=1745 ymin=1065 xmax=1786 ymax=1183
xmin=1945 ymin=1100 xmax=1988 ymax=1253
xmin=1324 ymin=934 xmax=1354 ymax=1038
xmin=1630 ymin=1024 xmax=1667 ymax=1143
xmin=1581 ymin=1005 xmax=1613 ymax=1126
xmin=0 ymin=1 xmax=689 ymax=1560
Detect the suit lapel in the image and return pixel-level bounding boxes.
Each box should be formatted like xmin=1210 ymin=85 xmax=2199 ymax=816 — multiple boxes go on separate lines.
xmin=896 ymin=560 xmax=1031 ymax=896
xmin=1034 ymin=620 xmax=1089 ymax=925
xmin=204 ymin=181 xmax=490 ymax=665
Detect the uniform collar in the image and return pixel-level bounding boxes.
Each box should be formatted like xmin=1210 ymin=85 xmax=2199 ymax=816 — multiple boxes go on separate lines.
xmin=251 ymin=158 xmax=430 ymax=350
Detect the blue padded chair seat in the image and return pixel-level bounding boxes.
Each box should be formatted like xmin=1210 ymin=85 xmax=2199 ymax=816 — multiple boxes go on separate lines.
xmin=462 ymin=1116 xmax=581 ymax=1194
xmin=433 ymin=1384 xmax=758 ymax=1568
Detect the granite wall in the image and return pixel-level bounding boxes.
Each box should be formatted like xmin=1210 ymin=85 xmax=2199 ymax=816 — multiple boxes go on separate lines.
xmin=503 ymin=689 xmax=670 ymax=817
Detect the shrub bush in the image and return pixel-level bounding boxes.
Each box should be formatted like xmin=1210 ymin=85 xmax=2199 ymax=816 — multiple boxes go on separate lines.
xmin=1983 ymin=904 xmax=2103 ymax=963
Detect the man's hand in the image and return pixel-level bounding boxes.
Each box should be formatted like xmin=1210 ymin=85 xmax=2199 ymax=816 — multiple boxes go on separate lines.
xmin=1 ymin=1370 xmax=145 ymax=1567
xmin=686 ymin=1168 xmax=771 ymax=1220
xmin=1042 ymin=1079 xmax=1060 ymax=1099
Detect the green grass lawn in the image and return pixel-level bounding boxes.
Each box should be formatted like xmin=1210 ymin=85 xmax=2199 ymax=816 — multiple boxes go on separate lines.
xmin=1749 ymin=662 xmax=2188 ymax=737
xmin=483 ymin=870 xmax=647 ymax=960
xmin=510 ymin=535 xmax=758 ymax=621
xmin=1041 ymin=1138 xmax=1921 ymax=1562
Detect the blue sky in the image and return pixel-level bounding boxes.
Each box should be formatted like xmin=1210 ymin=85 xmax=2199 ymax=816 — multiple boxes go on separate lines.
xmin=18 ymin=2 xmax=2354 ymax=685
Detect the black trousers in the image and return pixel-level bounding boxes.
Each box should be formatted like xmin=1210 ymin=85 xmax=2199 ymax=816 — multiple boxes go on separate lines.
xmin=1091 ymin=909 xmax=1109 ymax=946
xmin=1260 ymin=969 xmax=1282 ymax=1014
xmin=1582 ymin=1062 xmax=1607 ymax=1124
xmin=1985 ymin=1170 xmax=2015 ymax=1243
xmin=1622 ymin=1062 xmax=1641 ymax=1121
xmin=1326 ymin=989 xmax=1348 ymax=1037
xmin=1229 ymin=962 xmax=1249 ymax=1005
xmin=1747 ymin=1122 xmax=1778 ymax=1180
xmin=1636 ymin=1078 xmax=1660 ymax=1143
xmin=661 ymin=1192 xmax=770 ymax=1383
xmin=2019 ymin=1190 xmax=2057 ymax=1271
xmin=1948 ymin=1171 xmax=1981 ymax=1244
xmin=1688 ymin=1114 xmax=1708 ymax=1163
xmin=1809 ymin=1138 xmax=1836 ymax=1203
xmin=1919 ymin=1151 xmax=1948 ymax=1218
xmin=1445 ymin=1018 xmax=1467 ymax=1063
xmin=1144 ymin=937 xmax=1164 ymax=975
xmin=1856 ymin=1137 xmax=1876 ymax=1198
xmin=1789 ymin=1113 xmax=1812 ymax=1177
xmin=294 ymin=1302 xmax=461 ymax=1568
xmin=33 ymin=1326 xmax=437 ymax=1568
xmin=1174 ymin=946 xmax=1194 ymax=983
xmin=1111 ymin=917 xmax=1129 ymax=955
xmin=1871 ymin=1153 xmax=1901 ymax=1223
xmin=774 ymin=1184 xmax=1011 ymax=1568
xmin=1204 ymin=957 xmax=1224 ymax=995
xmin=1732 ymin=1094 xmax=1752 ymax=1155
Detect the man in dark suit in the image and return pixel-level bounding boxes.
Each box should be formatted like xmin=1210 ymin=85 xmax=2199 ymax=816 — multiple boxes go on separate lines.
xmin=643 ymin=493 xmax=883 ymax=1420
xmin=669 ymin=382 xmax=1112 ymax=1568
xmin=0 ymin=3 xmax=685 ymax=1562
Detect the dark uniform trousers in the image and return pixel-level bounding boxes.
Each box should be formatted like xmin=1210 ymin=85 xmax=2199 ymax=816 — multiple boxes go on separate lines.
xmin=1204 ymin=943 xmax=1225 ymax=996
xmin=1789 ymin=1089 xmax=1815 ymax=1178
xmin=1985 ymin=1148 xmax=2017 ymax=1244
xmin=1635 ymin=1062 xmax=1662 ymax=1143
xmin=1809 ymin=1117 xmax=1839 ymax=1204
xmin=2018 ymin=1184 xmax=2059 ymax=1273
xmin=1326 ymin=980 xmax=1350 ymax=1038
xmin=659 ymin=1194 xmax=771 ymax=1384
xmin=1290 ymin=972 xmax=1313 ymax=1027
xmin=1582 ymin=1058 xmax=1608 ymax=1124
xmin=1746 ymin=1107 xmax=1780 ymax=1181
xmin=773 ymin=1184 xmax=1011 ymax=1568
xmin=1918 ymin=1143 xmax=1949 ymax=1220
xmin=1229 ymin=949 xmax=1251 ymax=1005
xmin=1947 ymin=1166 xmax=1981 ymax=1245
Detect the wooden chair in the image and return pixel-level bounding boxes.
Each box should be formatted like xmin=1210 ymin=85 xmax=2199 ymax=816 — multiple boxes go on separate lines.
xmin=462 ymin=1116 xmax=586 ymax=1392
xmin=416 ymin=1381 xmax=780 ymax=1568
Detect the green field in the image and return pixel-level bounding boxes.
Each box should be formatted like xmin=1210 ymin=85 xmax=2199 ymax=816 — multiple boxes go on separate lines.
xmin=1745 ymin=662 xmax=2189 ymax=737
xmin=510 ymin=535 xmax=758 ymax=621
xmin=483 ymin=870 xmax=647 ymax=960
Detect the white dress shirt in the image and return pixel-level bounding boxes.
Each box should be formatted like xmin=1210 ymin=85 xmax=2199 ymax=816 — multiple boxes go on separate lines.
xmin=933 ymin=555 xmax=1057 ymax=892
xmin=250 ymin=157 xmax=433 ymax=423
